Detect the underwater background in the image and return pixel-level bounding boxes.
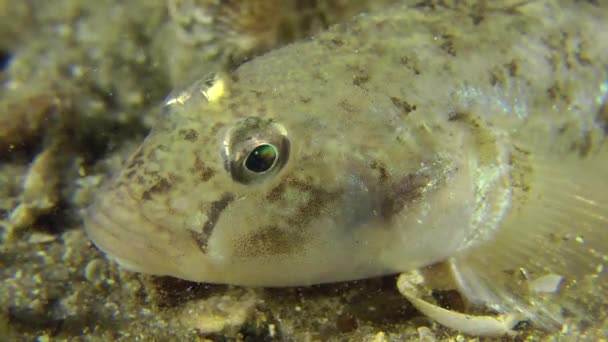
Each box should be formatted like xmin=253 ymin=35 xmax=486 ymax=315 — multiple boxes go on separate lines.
xmin=1 ymin=0 xmax=606 ymax=340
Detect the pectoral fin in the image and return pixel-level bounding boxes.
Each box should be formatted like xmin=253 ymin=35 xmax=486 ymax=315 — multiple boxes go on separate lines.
xmin=449 ymin=143 xmax=608 ymax=333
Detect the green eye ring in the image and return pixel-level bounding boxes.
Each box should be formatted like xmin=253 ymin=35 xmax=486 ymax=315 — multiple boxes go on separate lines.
xmin=244 ymin=144 xmax=278 ymax=173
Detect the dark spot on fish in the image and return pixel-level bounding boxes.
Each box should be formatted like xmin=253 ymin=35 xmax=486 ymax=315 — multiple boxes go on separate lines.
xmin=142 ymin=177 xmax=172 ymax=200
xmin=143 ymin=146 xmax=162 ymax=163
xmin=179 ymin=128 xmax=198 ymax=142
xmin=299 ymin=96 xmax=312 ymax=103
xmin=571 ymin=131 xmax=593 ymax=157
xmin=320 ymin=38 xmax=344 ymax=50
xmin=325 ymin=38 xmax=344 ymax=47
xmin=142 ymin=169 xmax=160 ymax=178
xmin=489 ymin=72 xmax=499 ymax=87
xmin=449 ymin=111 xmax=500 ymax=166
xmin=352 ymin=70 xmax=370 ymax=87
xmin=447 ymin=112 xmax=483 ymax=130
xmin=367 ymin=41 xmax=387 ymax=57
xmin=370 ymin=160 xmax=389 ymax=182
xmin=399 ymin=56 xmax=421 ymax=75
xmin=413 ymin=1 xmax=438 ymax=10
xmin=470 ymin=0 xmax=487 ymax=25
xmin=489 ymin=61 xmax=519 ymax=87
xmin=557 ymin=123 xmax=568 ymax=135
xmin=509 ymin=146 xmax=532 ymax=206
xmin=212 ymin=122 xmax=225 ymax=131
xmin=192 ymin=192 xmax=235 ymax=253
xmin=448 ymin=111 xmax=469 ymax=123
xmin=390 ymin=97 xmax=417 ymax=116
xmin=556 ymin=31 xmax=572 ymax=69
xmin=380 ymin=174 xmax=425 ymax=220
xmin=596 ymin=101 xmax=608 ymax=134
xmin=312 ymin=70 xmax=329 ymax=83
xmin=286 ymin=178 xmax=342 ymax=228
xmin=167 ymin=172 xmax=183 ymax=184
xmin=339 ymin=100 xmax=356 ymax=113
xmin=235 ymin=225 xmax=301 ymax=257
xmin=507 ymin=60 xmax=519 ymax=77
xmin=547 ymin=83 xmax=570 ymax=102
xmin=471 ymin=13 xmax=484 ymax=25
xmin=439 ymin=34 xmax=456 ymax=56
xmin=266 ymin=182 xmax=286 ymax=202
xmin=579 ymin=0 xmax=600 ymax=6
xmin=574 ymin=43 xmax=592 ymax=66
xmin=125 ymin=169 xmax=136 ymax=180
xmin=190 ymin=155 xmax=215 ymax=182
xmin=513 ymin=145 xmax=531 ymax=155
xmin=126 ymin=147 xmax=145 ymax=170
xmin=557 ymin=121 xmax=595 ymax=157
xmin=237 ymin=177 xmax=343 ymax=258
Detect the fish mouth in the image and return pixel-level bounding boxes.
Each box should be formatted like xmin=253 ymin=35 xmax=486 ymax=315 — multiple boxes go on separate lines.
xmin=83 ymin=187 xmax=180 ymax=276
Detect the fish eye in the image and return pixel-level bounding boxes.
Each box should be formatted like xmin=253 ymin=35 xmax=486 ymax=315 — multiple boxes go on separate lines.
xmin=245 ymin=144 xmax=278 ymax=173
xmin=222 ymin=117 xmax=289 ymax=184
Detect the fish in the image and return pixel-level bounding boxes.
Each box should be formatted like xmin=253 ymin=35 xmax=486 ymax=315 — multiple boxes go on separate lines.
xmin=84 ymin=0 xmax=608 ymax=337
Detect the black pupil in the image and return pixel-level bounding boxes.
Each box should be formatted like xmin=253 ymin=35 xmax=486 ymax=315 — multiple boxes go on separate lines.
xmin=245 ymin=144 xmax=277 ymax=173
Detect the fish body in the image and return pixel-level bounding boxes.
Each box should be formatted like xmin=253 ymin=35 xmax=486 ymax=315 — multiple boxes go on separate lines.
xmin=85 ymin=0 xmax=608 ymax=333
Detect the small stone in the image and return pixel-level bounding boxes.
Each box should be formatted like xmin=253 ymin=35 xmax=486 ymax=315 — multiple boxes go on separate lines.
xmin=84 ymin=258 xmax=109 ymax=285
xmin=28 ymin=232 xmax=57 ymax=244
xmin=7 ymin=144 xmax=61 ymax=238
xmin=417 ymin=326 xmax=436 ymax=342
xmin=47 ymin=266 xmax=70 ymax=283
xmin=370 ymin=332 xmax=388 ymax=342
xmin=178 ymin=290 xmax=257 ymax=335
xmin=530 ymin=274 xmax=563 ymax=294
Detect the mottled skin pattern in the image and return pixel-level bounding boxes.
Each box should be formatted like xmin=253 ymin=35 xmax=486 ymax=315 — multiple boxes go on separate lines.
xmin=86 ymin=1 xmax=607 ymax=315
xmin=168 ymin=0 xmax=400 ymax=51
xmin=164 ymin=0 xmax=402 ymax=86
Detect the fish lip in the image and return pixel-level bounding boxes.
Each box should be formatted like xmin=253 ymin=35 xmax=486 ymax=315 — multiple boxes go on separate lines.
xmin=83 ymin=187 xmax=179 ymax=276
